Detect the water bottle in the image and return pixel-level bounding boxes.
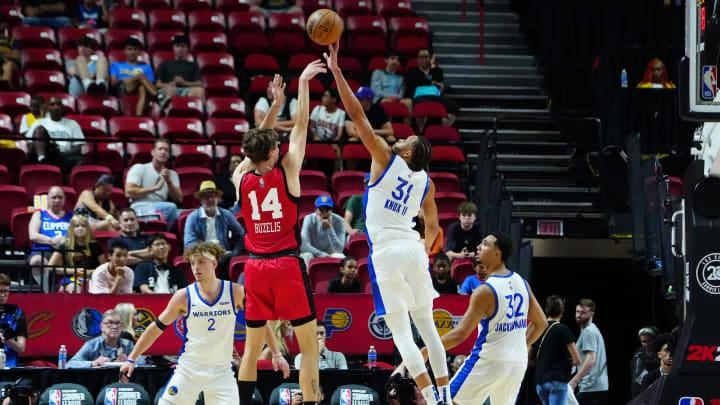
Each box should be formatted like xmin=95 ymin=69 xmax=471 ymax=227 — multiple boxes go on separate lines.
xmin=367 ymin=345 xmax=377 ymax=368
xmin=58 ymin=345 xmax=67 ymax=369
xmin=0 ymin=348 xmax=6 ymax=369
xmin=621 ymin=69 xmax=628 ymax=88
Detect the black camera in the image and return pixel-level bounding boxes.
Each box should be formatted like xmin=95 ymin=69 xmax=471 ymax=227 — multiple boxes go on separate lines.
xmin=1 ymin=378 xmax=37 ymax=405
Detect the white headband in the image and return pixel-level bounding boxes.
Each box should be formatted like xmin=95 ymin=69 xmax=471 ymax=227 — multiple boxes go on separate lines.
xmin=192 ymin=252 xmax=216 ymax=261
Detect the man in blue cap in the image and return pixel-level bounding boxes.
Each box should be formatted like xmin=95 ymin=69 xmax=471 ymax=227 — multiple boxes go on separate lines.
xmin=344 ymin=86 xmax=395 ymax=143
xmin=343 ymin=173 xmax=371 ymax=240
xmin=300 ymin=194 xmax=347 ymax=266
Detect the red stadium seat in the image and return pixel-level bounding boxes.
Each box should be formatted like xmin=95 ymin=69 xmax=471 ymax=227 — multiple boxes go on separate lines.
xmin=166 ymin=96 xmax=204 ymax=118
xmin=148 ymin=10 xmax=187 ymax=31
xmin=329 ymin=79 xmax=361 ymax=92
xmin=268 ymin=16 xmax=307 ymax=56
xmin=0 ymin=113 xmax=12 ymax=135
xmin=389 ymin=16 xmax=429 ymax=45
xmin=126 ymin=142 xmax=154 ymax=166
xmin=434 ymin=191 xmax=467 ymax=215
xmin=189 ymin=32 xmax=227 ymax=53
xmin=0 ymin=164 xmax=7 ymax=184
xmin=337 ymin=56 xmax=363 ymax=74
xmin=138 ymin=218 xmax=168 ymax=232
xmin=77 ymin=95 xmax=120 ymax=120
xmin=176 ymin=166 xmax=213 ymax=194
xmin=287 ymin=53 xmax=318 ymax=73
xmin=215 ymin=0 xmax=251 ymax=13
xmin=431 ymin=146 xmax=466 ymax=163
xmin=174 ymin=256 xmax=193 ymax=283
xmin=109 ymin=8 xmax=147 ymax=30
xmin=175 ymin=0 xmax=212 ymax=13
xmin=429 ymin=172 xmax=460 ymax=193
xmin=0 ymin=186 xmax=28 ymax=229
xmin=20 ymin=49 xmax=62 ymax=71
xmin=294 ymin=0 xmax=330 ymax=17
xmin=228 ymin=11 xmax=269 ymax=55
xmin=157 ymin=117 xmax=204 ymax=140
xmin=94 ymin=230 xmax=121 ymax=255
xmin=299 ymin=170 xmax=327 ymax=191
xmin=107 ymin=49 xmax=151 ymax=65
xmin=424 ymin=125 xmax=460 ymax=142
xmin=341 ymin=144 xmax=371 ymax=161
xmin=335 ymin=190 xmax=357 ymax=213
xmin=109 ymin=116 xmax=155 ymax=140
xmin=335 ymin=0 xmax=372 ymax=18
xmin=299 ymin=189 xmax=328 ymax=216
xmin=10 ymin=207 xmax=32 ymax=250
xmin=147 ymin=30 xmax=183 ymax=52
xmin=136 ymin=0 xmax=172 ymax=11
xmin=346 ymin=16 xmax=387 ymax=57
xmin=395 ymin=36 xmax=429 ymax=59
xmin=19 ymin=164 xmax=62 ymax=198
xmin=0 ymin=5 xmax=23 ymax=27
xmin=438 ymin=212 xmax=458 ymax=234
xmin=376 ymin=0 xmax=413 ymax=18
xmin=229 ymin=255 xmax=249 ymax=282
xmin=381 ymin=101 xmax=409 ymax=121
xmin=0 ymin=143 xmax=27 ymax=170
xmin=0 ymin=92 xmax=30 ymax=118
xmin=356 ymin=257 xmax=370 ymax=285
xmin=289 ymin=77 xmax=324 ymax=98
xmin=66 ymin=114 xmax=108 ymax=139
xmin=206 ymin=97 xmax=245 ymax=119
xmin=406 ymin=58 xmax=419 ymax=70
xmin=391 ymin=123 xmax=413 ymax=139
xmin=70 ymin=165 xmax=112 ymax=194
xmin=308 ymin=257 xmax=342 ymax=291
xmin=248 ymin=75 xmax=272 ymax=95
xmin=177 ymin=209 xmax=192 ymax=242
xmin=228 ymin=11 xmax=266 ymax=33
xmin=331 ymin=170 xmax=365 ymax=199
xmin=188 ymin=10 xmax=225 ymax=32
xmin=243 ymin=54 xmax=280 ymax=77
xmin=36 ymin=92 xmax=75 ymax=114
xmin=151 ymin=51 xmax=177 ymax=69
xmin=25 ymin=70 xmax=65 ymax=93
xmin=34 ymin=185 xmax=77 ymax=212
xmin=57 ymin=28 xmax=102 ymax=51
xmin=82 ymin=142 xmax=124 ymax=173
xmin=412 ymin=101 xmax=447 ymax=118
xmin=203 ymin=75 xmax=240 ymax=97
xmin=120 ymin=95 xmax=152 ymax=117
xmin=205 ymin=118 xmax=249 ymax=142
xmin=104 ymin=29 xmax=145 ymax=51
xmin=347 ymin=233 xmax=369 ymax=259
xmin=279 ymin=143 xmax=338 ymax=165
xmin=452 ymin=259 xmax=474 ymax=286
xmin=11 ymin=26 xmax=55 ymax=49
xmin=196 ymin=52 xmax=235 ymax=75
xmin=171 ymin=144 xmax=214 ymax=168
xmin=109 ymin=187 xmax=128 ymax=209
xmin=367 ymin=55 xmax=394 ymax=73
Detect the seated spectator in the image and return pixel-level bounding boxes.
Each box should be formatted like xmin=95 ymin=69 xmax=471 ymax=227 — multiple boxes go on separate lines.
xmin=74 ymin=0 xmax=108 ymax=28
xmin=21 ymin=0 xmax=72 ymax=30
xmin=156 ymin=35 xmax=204 ymax=110
xmin=636 ymin=59 xmax=676 ymax=89
xmin=343 ymin=173 xmax=369 ymax=238
xmin=27 ymin=126 xmax=64 ymax=168
xmin=259 ymin=320 xmax=292 ymax=362
xmin=110 ymin=208 xmax=152 ymax=267
xmin=639 ymin=333 xmax=672 ymax=391
xmin=110 ymin=37 xmax=157 ymax=117
xmin=631 ymin=326 xmax=660 ymax=397
xmin=114 ymin=302 xmax=137 ymax=342
xmin=67 ymin=36 xmax=109 ymax=97
xmin=47 ymin=215 xmax=106 ymax=282
xmin=254 ymin=79 xmax=297 ymax=133
xmin=327 ymin=256 xmax=361 ymax=293
xmin=74 ymin=174 xmax=120 ymax=232
xmin=0 ymin=274 xmax=27 ymax=367
xmin=89 ymin=239 xmax=133 ymax=294
xmin=67 ymin=309 xmax=135 ymax=368
xmin=26 ymin=96 xmax=86 ymax=169
xmin=28 ymin=186 xmax=72 ymax=291
xmin=300 ymin=195 xmax=346 ymax=266
xmin=19 ymin=96 xmax=44 ymax=135
xmin=184 ymin=180 xmax=245 ymax=257
xmin=214 ymin=154 xmax=242 ymax=210
xmin=445 ymin=201 xmax=482 ymax=263
xmin=431 ymin=252 xmax=458 ymax=294
xmin=0 ymin=15 xmax=19 ymax=91
xmin=293 ymin=320 xmax=348 ymax=370
xmin=124 ymin=138 xmax=182 ymax=227
xmin=459 ymin=257 xmax=486 ymax=295
xmin=248 ymin=0 xmax=301 ymax=17
xmin=371 ymin=50 xmax=412 ymax=122
xmin=310 ymin=88 xmax=346 ymax=165
xmin=134 ymin=233 xmax=187 ymax=294
xmin=345 ymin=87 xmax=395 ymax=142
xmin=405 ymin=47 xmax=458 ymax=128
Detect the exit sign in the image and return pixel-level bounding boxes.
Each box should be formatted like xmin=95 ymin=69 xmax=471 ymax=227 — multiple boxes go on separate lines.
xmin=537 ymin=220 xmax=563 ymax=236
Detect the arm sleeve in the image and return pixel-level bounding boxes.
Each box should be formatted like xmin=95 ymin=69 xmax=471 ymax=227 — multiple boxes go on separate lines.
xmin=309 ymin=105 xmax=319 ymax=123
xmin=459 ymin=278 xmax=472 ymax=294
xmin=110 ymin=62 xmax=119 ymax=78
xmin=300 ymin=215 xmax=324 ymax=256
xmin=125 ymin=163 xmax=143 ymax=187
xmin=71 ymin=120 xmax=85 ymax=141
xmin=561 ymin=325 xmax=575 ymax=345
xmin=144 ymin=64 xmax=155 ymax=83
xmin=67 ymin=342 xmax=94 ymax=368
xmin=254 ymin=97 xmax=269 ymax=113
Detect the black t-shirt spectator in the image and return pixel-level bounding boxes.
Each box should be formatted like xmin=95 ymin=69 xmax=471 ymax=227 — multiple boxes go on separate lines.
xmin=345 ymin=103 xmax=389 ymax=129
xmin=327 ymin=277 xmax=362 ymax=293
xmin=134 ymin=261 xmax=187 ymax=293
xmin=109 ymin=235 xmax=147 ymax=251
xmin=532 ymin=320 xmax=576 ymax=384
xmin=57 ymin=241 xmax=104 ymax=269
xmin=404 ymin=67 xmax=444 ymax=99
xmin=156 ymin=60 xmax=201 ymax=84
xmin=432 ymin=276 xmax=458 ymax=294
xmin=445 ymin=222 xmax=483 ymax=253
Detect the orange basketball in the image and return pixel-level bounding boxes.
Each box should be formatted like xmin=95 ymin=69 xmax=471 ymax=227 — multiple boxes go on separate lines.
xmin=306 ymin=8 xmax=344 ymax=46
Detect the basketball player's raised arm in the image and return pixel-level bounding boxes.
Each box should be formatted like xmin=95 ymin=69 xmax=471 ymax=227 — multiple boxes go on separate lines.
xmin=524 ymin=284 xmax=547 ymax=347
xmin=324 ymin=41 xmax=391 ymax=168
xmin=420 ymin=179 xmax=439 ymax=255
xmin=259 ymin=74 xmax=286 ymax=131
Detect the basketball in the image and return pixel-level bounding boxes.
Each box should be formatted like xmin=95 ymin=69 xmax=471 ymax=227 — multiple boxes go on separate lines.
xmin=306 ymin=9 xmax=344 ymax=46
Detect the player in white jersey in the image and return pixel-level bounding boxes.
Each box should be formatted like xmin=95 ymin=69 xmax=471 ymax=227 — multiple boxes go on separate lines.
xmin=324 ymin=41 xmax=451 ymax=405
xmin=417 ymin=233 xmax=547 ymax=405
xmin=120 ymin=242 xmax=289 ymax=405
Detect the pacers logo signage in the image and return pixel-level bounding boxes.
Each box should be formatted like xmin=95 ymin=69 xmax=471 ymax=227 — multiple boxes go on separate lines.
xmin=696 ymin=253 xmax=720 ymax=294
xmin=323 ymin=308 xmax=351 ymax=338
xmin=433 ymin=309 xmax=461 ymax=337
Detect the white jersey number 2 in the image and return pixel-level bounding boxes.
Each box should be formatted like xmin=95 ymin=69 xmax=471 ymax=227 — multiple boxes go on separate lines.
xmin=248 ymin=188 xmax=283 ymax=220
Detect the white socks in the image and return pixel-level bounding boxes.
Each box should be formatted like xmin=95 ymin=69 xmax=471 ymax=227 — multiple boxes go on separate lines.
xmin=420 ymin=385 xmax=440 ymax=405
xmin=438 ymin=385 xmax=451 ymax=405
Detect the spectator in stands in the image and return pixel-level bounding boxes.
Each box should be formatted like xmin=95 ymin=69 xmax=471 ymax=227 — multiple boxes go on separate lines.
xmin=156 ymin=35 xmax=204 ymax=111
xmin=110 ymin=37 xmax=157 ymax=117
xmin=458 ymin=257 xmax=486 ymax=295
xmin=639 ymin=333 xmax=672 ymax=391
xmin=293 ymin=319 xmax=348 ymax=370
xmin=18 ymin=95 xmax=44 ymax=135
xmin=345 ymin=87 xmax=395 ymax=142
xmin=21 ymin=0 xmax=72 ymax=30
xmin=371 ymin=50 xmax=412 ymax=120
xmin=415 ymin=213 xmax=443 ymax=258
xmin=134 ymin=233 xmax=186 ymax=294
xmin=0 ymin=274 xmax=27 ymax=367
xmin=254 ymin=79 xmax=297 ymax=133
xmin=68 ymin=309 xmax=135 ymax=368
xmin=327 ymin=256 xmax=361 ymax=293
xmin=73 ymin=0 xmax=108 ymax=28
xmin=300 ymin=195 xmax=346 ymax=266
xmin=114 ymin=302 xmax=137 ymax=342
xmin=405 ymin=47 xmax=458 ymax=128
xmin=569 ymin=299 xmax=609 ymax=404
xmin=67 ymin=36 xmax=109 ymax=97
xmin=445 ymin=201 xmax=482 ymax=263
xmin=431 ymin=252 xmax=457 ymax=294
xmin=631 ymin=326 xmax=659 ymax=397
xmin=214 ymin=153 xmax=242 ymax=210
xmin=26 ymin=96 xmax=86 ymax=169
xmin=47 ymin=215 xmax=106 ymax=281
xmin=343 ymin=173 xmax=369 ymax=238
xmin=125 ymin=138 xmax=182 ymax=227
xmin=89 ymin=239 xmax=133 ymax=294
xmin=636 ymin=59 xmax=676 ymax=89
xmin=74 ymin=173 xmax=120 ymax=232
xmin=259 ymin=320 xmax=292 ymax=362
xmin=110 ymin=208 xmax=152 ymax=267
xmin=28 ymin=186 xmax=72 ymax=291
xmin=309 ymin=88 xmax=346 ymax=165
xmin=0 ymin=14 xmax=19 ymax=91
xmin=26 ymin=126 xmax=63 ymax=168
xmin=248 ymin=0 xmax=301 ymax=17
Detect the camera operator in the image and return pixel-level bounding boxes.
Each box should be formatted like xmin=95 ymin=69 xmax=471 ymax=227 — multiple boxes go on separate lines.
xmin=0 ymin=274 xmax=27 ymax=367
xmin=2 ymin=378 xmax=38 ymax=405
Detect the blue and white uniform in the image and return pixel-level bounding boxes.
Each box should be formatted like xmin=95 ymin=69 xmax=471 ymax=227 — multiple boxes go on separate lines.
xmin=159 ymin=280 xmax=240 ymax=405
xmin=364 ymin=154 xmax=436 ymax=317
xmin=450 ymin=272 xmax=530 ymax=405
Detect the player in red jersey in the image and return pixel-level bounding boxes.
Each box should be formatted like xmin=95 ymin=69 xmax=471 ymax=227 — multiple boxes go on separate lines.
xmin=233 ymin=61 xmax=326 ymax=405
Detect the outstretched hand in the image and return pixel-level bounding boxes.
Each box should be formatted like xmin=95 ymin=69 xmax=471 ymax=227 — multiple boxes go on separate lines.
xmin=269 ymin=73 xmax=286 ymax=107
xmin=299 ymin=59 xmax=327 ymax=81
xmin=323 ymin=40 xmax=340 ymax=72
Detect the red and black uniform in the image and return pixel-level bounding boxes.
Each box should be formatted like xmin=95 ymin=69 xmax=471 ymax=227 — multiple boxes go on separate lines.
xmin=239 ymin=166 xmax=315 ymax=326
